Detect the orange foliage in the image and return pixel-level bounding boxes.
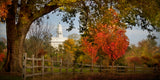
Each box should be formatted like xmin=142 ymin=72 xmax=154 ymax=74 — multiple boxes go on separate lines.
xmin=94 ymin=24 xmax=129 ymax=61
xmin=82 ymin=37 xmax=99 ymax=64
xmin=0 ymin=0 xmax=12 ymax=19
xmin=82 ymin=8 xmax=129 ymax=63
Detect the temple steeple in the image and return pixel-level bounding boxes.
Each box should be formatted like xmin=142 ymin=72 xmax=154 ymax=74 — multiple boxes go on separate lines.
xmin=51 ymin=23 xmax=68 ymax=48
xmin=57 ymin=24 xmax=63 ymax=38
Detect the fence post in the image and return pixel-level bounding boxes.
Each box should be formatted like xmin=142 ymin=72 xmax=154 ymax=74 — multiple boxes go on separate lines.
xmin=116 ymin=65 xmax=118 ymax=72
xmin=99 ymin=64 xmax=102 ymax=72
xmin=23 ymin=53 xmax=27 ymax=80
xmin=133 ymin=64 xmax=135 ymax=72
xmin=42 ymin=56 xmax=44 ymax=76
xmin=59 ymin=59 xmax=62 ymax=73
xmin=73 ymin=66 xmax=75 ymax=74
xmin=80 ymin=62 xmax=83 ymax=73
xmin=90 ymin=64 xmax=93 ymax=72
xmin=32 ymin=55 xmax=35 ymax=77
xmin=66 ymin=61 xmax=68 ymax=73
xmin=51 ymin=59 xmax=53 ymax=74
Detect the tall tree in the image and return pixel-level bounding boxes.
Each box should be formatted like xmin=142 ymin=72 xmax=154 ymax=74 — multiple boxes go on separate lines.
xmin=0 ymin=0 xmax=77 ymax=72
xmin=82 ymin=8 xmax=129 ymax=67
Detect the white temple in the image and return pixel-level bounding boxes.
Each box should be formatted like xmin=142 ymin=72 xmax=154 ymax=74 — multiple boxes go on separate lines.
xmin=51 ymin=24 xmax=68 ymax=48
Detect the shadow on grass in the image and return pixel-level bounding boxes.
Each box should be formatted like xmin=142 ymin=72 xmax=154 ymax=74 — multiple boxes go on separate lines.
xmin=0 ymin=72 xmax=22 ymax=80
xmin=0 ymin=72 xmax=160 ymax=80
xmin=31 ymin=73 xmax=160 ymax=80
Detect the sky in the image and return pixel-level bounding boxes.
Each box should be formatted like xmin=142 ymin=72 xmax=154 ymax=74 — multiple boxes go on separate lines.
xmin=0 ymin=11 xmax=160 ymax=46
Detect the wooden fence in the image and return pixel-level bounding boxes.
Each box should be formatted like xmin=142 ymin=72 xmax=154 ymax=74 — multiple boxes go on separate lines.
xmin=22 ymin=53 xmax=62 ymax=80
xmin=22 ymin=53 xmax=159 ymax=80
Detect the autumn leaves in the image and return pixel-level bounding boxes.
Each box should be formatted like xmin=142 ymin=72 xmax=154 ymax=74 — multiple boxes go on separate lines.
xmin=0 ymin=0 xmax=11 ymax=21
xmin=81 ymin=8 xmax=129 ymax=65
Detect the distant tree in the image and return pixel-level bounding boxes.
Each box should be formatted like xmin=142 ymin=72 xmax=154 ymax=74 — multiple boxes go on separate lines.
xmin=127 ymin=56 xmax=142 ymax=66
xmin=68 ymin=33 xmax=80 ymax=41
xmin=24 ymin=25 xmax=52 ymax=57
xmin=126 ymin=38 xmax=160 ymax=67
xmin=63 ymin=39 xmax=77 ymax=66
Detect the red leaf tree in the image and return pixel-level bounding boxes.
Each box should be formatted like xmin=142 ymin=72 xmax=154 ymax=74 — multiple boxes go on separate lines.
xmin=82 ymin=8 xmax=129 ymax=67
xmin=94 ymin=24 xmax=129 ymax=66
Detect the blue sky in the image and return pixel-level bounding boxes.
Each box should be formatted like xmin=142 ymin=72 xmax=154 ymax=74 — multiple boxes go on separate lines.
xmin=0 ymin=11 xmax=160 ymax=46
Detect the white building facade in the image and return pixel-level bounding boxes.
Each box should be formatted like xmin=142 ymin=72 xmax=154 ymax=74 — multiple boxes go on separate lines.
xmin=51 ymin=24 xmax=68 ymax=48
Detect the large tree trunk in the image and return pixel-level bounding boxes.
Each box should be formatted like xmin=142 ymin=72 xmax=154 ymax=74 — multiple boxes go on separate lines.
xmin=3 ymin=1 xmax=31 ymax=72
xmin=4 ymin=22 xmax=30 ymax=72
xmin=4 ymin=32 xmax=25 ymax=72
xmin=4 ymin=19 xmax=30 ymax=73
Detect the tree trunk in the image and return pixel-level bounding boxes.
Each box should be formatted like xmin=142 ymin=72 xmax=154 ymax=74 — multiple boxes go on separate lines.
xmin=2 ymin=2 xmax=31 ymax=72
xmin=112 ymin=61 xmax=115 ymax=72
xmin=3 ymin=23 xmax=30 ymax=72
xmin=4 ymin=34 xmax=24 ymax=72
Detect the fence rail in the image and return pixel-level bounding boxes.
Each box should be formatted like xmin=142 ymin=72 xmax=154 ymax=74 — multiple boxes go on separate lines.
xmin=22 ymin=53 xmax=159 ymax=80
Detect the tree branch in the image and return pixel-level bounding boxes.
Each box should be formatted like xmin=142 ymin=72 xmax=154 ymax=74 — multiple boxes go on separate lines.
xmin=30 ymin=4 xmax=59 ymax=22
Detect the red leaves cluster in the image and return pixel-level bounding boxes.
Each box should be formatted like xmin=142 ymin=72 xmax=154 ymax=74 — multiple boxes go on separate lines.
xmin=0 ymin=0 xmax=12 ymax=19
xmin=0 ymin=53 xmax=5 ymax=62
xmin=82 ymin=37 xmax=99 ymax=64
xmin=94 ymin=24 xmax=129 ymax=61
